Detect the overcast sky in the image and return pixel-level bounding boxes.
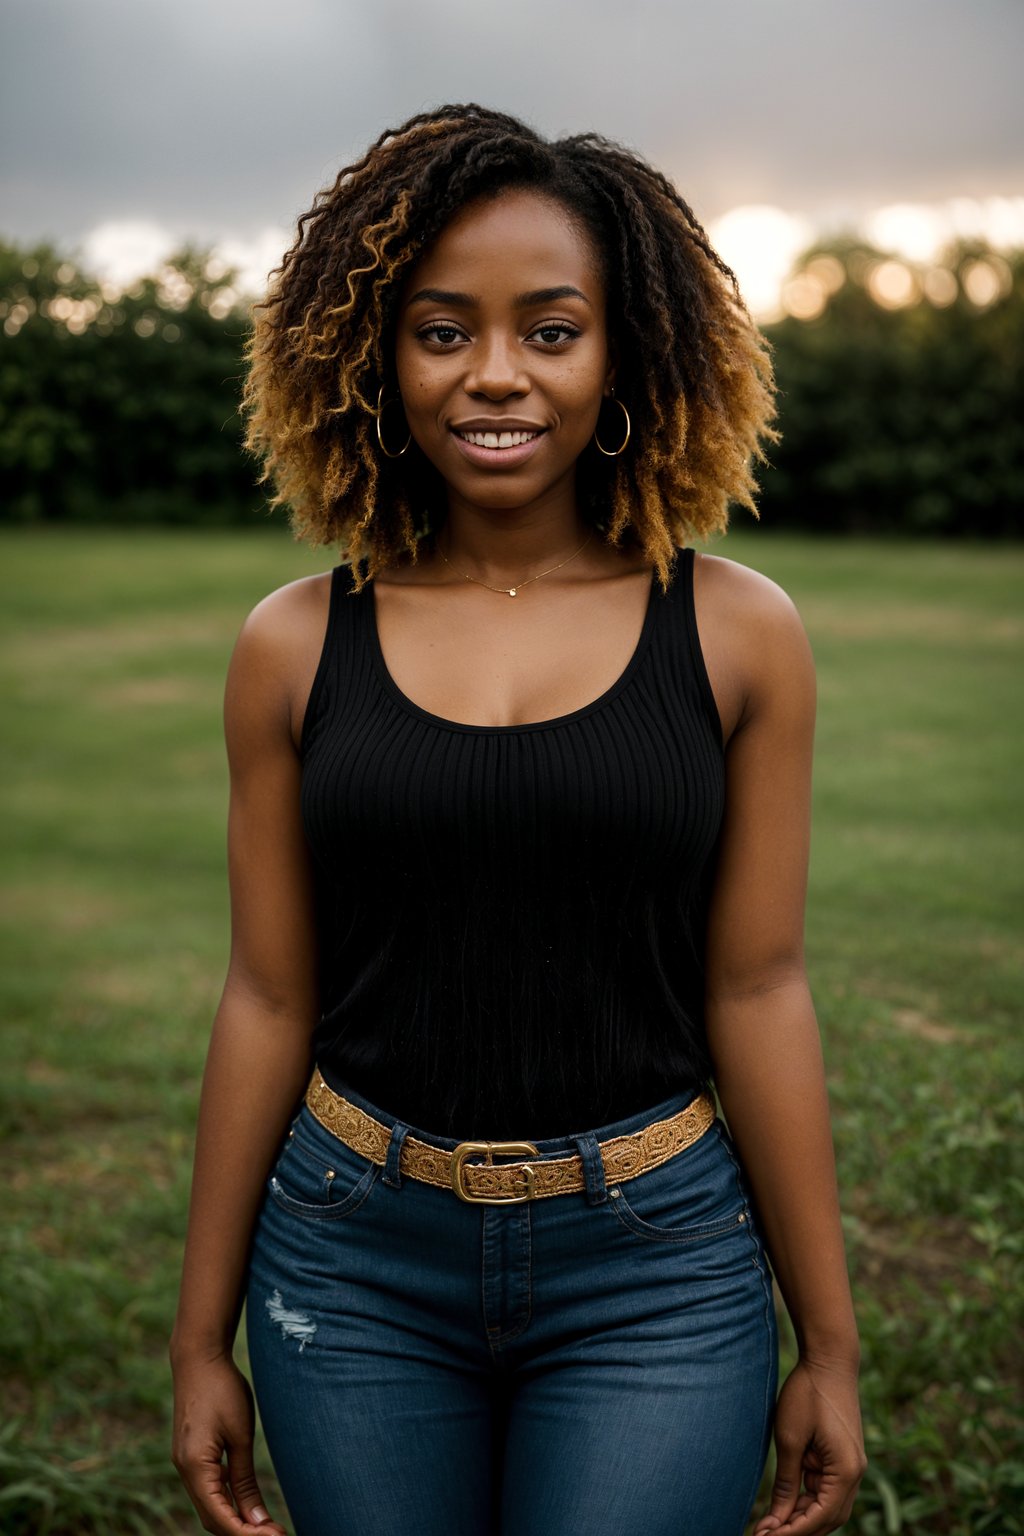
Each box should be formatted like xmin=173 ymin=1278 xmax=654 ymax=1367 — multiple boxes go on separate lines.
xmin=2 ymin=0 xmax=1021 ymax=260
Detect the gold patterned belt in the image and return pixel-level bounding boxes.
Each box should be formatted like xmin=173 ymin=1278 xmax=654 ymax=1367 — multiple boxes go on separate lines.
xmin=304 ymin=1069 xmax=717 ymax=1206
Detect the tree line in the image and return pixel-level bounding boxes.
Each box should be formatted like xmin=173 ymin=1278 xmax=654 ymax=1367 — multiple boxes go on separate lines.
xmin=1 ymin=236 xmax=1021 ymax=535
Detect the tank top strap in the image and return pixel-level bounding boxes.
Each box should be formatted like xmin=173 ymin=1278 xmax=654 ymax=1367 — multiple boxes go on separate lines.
xmin=300 ymin=561 xmax=371 ymax=760
xmin=645 ymin=547 xmax=724 ymax=749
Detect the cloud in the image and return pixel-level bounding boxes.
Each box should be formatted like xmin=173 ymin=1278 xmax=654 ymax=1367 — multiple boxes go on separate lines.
xmin=80 ymin=221 xmax=179 ymax=289
xmin=2 ymin=0 xmax=1021 ymax=247
xmin=78 ymin=218 xmax=292 ymax=296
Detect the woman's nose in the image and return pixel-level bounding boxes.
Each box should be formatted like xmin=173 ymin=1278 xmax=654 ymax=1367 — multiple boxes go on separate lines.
xmin=463 ymin=334 xmax=530 ymax=399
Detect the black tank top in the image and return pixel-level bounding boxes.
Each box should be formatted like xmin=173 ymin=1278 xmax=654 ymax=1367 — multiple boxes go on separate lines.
xmin=300 ymin=547 xmax=725 ymax=1140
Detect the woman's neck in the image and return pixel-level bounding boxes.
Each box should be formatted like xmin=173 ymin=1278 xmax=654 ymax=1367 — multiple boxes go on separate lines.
xmin=432 ymin=476 xmax=592 ymax=577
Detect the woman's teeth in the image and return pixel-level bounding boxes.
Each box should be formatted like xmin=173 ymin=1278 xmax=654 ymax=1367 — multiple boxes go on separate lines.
xmin=457 ymin=430 xmax=539 ymax=449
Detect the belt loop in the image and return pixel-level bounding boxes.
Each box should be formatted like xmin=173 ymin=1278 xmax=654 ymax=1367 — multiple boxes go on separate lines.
xmin=382 ymin=1122 xmax=410 ymax=1188
xmin=571 ymin=1131 xmax=608 ymax=1206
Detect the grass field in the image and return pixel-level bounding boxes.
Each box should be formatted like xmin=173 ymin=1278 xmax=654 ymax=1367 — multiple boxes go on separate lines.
xmin=1 ymin=527 xmax=1021 ymax=1535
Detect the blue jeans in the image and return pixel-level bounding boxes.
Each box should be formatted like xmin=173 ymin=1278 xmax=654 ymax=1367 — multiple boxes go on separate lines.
xmin=246 ymin=1076 xmax=779 ymax=1536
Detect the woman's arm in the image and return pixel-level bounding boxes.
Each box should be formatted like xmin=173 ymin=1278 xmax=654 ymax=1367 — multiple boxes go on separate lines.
xmin=170 ymin=579 xmax=328 ymax=1536
xmin=697 ymin=556 xmax=866 ymax=1536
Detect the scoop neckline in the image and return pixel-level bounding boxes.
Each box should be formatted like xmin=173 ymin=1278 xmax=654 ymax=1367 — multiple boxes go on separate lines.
xmin=364 ymin=563 xmax=661 ymax=735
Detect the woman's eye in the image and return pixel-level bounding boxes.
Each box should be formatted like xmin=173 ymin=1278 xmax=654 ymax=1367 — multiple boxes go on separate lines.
xmin=530 ymin=322 xmax=580 ymax=346
xmin=419 ymin=324 xmax=464 ymax=346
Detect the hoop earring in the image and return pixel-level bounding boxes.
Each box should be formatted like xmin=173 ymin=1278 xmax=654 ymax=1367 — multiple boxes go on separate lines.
xmin=593 ymin=393 xmax=631 ymax=457
xmin=376 ymin=385 xmax=412 ymax=458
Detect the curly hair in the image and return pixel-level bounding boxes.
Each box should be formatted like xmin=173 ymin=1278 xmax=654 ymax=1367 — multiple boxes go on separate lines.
xmin=242 ymin=104 xmax=777 ymax=592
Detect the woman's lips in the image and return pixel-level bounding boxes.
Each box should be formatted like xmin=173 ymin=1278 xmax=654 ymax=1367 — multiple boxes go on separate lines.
xmin=449 ymin=428 xmax=546 ymax=469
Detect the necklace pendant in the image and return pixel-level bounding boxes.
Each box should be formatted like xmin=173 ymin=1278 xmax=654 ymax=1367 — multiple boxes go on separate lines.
xmin=508 ymin=588 xmax=517 ymax=597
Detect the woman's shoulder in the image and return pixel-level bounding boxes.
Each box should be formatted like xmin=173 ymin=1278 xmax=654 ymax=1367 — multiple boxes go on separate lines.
xmin=225 ymin=568 xmax=338 ymax=749
xmin=232 ymin=567 xmax=336 ymax=670
xmin=242 ymin=566 xmax=335 ymax=633
xmin=690 ymin=548 xmax=814 ymax=737
xmin=692 ymin=549 xmax=804 ymax=633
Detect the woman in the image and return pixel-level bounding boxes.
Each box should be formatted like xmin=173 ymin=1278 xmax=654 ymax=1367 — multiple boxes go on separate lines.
xmin=170 ymin=104 xmax=866 ymax=1536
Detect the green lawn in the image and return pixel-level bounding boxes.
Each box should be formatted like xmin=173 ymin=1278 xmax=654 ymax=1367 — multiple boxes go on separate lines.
xmin=1 ymin=527 xmax=1021 ymax=1535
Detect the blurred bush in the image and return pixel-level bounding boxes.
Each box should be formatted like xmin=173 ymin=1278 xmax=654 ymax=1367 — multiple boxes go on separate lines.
xmin=0 ymin=235 xmax=1021 ymax=533
xmin=758 ymin=240 xmax=1024 ymax=536
xmin=0 ymin=243 xmax=260 ymax=525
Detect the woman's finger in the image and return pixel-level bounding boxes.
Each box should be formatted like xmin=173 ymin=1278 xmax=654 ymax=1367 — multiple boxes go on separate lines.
xmin=752 ymin=1429 xmax=807 ymax=1533
xmin=226 ymin=1438 xmax=288 ymax=1532
xmin=186 ymin=1453 xmax=284 ymax=1536
xmin=759 ymin=1461 xmax=863 ymax=1535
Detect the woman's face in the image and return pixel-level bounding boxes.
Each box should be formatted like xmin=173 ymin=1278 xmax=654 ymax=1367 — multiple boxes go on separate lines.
xmin=394 ymin=188 xmax=614 ymax=517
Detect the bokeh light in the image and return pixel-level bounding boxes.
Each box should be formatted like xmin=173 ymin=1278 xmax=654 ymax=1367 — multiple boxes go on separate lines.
xmin=922 ymin=267 xmax=958 ymax=307
xmin=781 ymin=272 xmax=827 ymax=321
xmin=204 ymin=286 xmax=238 ymax=320
xmin=803 ymin=254 xmax=846 ymax=295
xmin=866 ymin=196 xmax=1024 ymax=264
xmin=864 ymin=204 xmax=949 ymax=263
xmin=156 ymin=267 xmax=194 ymax=311
xmin=961 ymin=256 xmax=1012 ymax=308
xmin=708 ymin=205 xmax=814 ymax=322
xmin=867 ymin=260 xmax=919 ymax=309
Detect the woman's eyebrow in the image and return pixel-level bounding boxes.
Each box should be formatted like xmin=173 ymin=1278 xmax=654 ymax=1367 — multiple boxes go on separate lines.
xmin=515 ymin=285 xmax=591 ymax=308
xmin=406 ymin=285 xmax=591 ymax=308
xmin=406 ymin=287 xmax=474 ymax=307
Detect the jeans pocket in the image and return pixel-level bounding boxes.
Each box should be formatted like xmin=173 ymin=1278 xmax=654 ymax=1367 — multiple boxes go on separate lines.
xmin=607 ymin=1120 xmax=751 ymax=1244
xmin=267 ymin=1111 xmax=380 ymax=1222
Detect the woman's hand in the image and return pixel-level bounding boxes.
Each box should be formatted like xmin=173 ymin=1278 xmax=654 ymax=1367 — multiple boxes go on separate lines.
xmin=753 ymin=1357 xmax=866 ymax=1535
xmin=171 ymin=1352 xmax=288 ymax=1536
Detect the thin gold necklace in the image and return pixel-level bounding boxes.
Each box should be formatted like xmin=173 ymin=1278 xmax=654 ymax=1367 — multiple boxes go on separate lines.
xmin=436 ymin=531 xmax=593 ymax=597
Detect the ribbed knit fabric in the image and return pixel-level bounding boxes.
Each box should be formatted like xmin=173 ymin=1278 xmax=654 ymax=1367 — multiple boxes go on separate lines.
xmin=300 ymin=546 xmax=725 ymax=1141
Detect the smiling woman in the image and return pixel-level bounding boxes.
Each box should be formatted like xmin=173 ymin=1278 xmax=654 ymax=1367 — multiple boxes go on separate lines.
xmin=242 ymin=104 xmax=775 ymax=591
xmin=170 ymin=104 xmax=865 ymax=1536
xmin=395 ymin=193 xmax=615 ymax=532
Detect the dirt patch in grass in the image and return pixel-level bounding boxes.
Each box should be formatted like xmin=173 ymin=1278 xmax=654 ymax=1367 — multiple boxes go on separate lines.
xmin=6 ymin=1140 xmax=179 ymax=1202
xmin=848 ymin=1210 xmax=984 ymax=1288
xmin=0 ymin=882 xmax=127 ymax=935
xmin=95 ymin=677 xmax=214 ymax=709
xmin=852 ymin=981 xmax=995 ymax=1047
xmin=70 ymin=952 xmax=218 ymax=1012
xmin=890 ymin=1008 xmax=965 ymax=1045
xmin=878 ymin=730 xmax=951 ymax=756
xmin=24 ymin=1058 xmax=68 ymax=1086
xmin=974 ymin=932 xmax=1024 ymax=967
xmin=799 ymin=600 xmax=1024 ymax=645
xmin=5 ymin=616 xmax=233 ymax=670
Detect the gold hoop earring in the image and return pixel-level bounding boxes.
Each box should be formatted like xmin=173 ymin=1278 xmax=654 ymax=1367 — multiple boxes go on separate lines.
xmin=376 ymin=385 xmax=412 ymax=458
xmin=593 ymin=393 xmax=631 ymax=457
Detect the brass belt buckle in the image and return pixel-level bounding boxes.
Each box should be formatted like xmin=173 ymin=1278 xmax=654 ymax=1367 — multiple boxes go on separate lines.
xmin=450 ymin=1140 xmax=540 ymax=1204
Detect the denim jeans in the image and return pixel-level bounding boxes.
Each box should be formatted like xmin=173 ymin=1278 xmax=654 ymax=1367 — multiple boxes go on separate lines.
xmin=246 ymin=1075 xmax=779 ymax=1536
